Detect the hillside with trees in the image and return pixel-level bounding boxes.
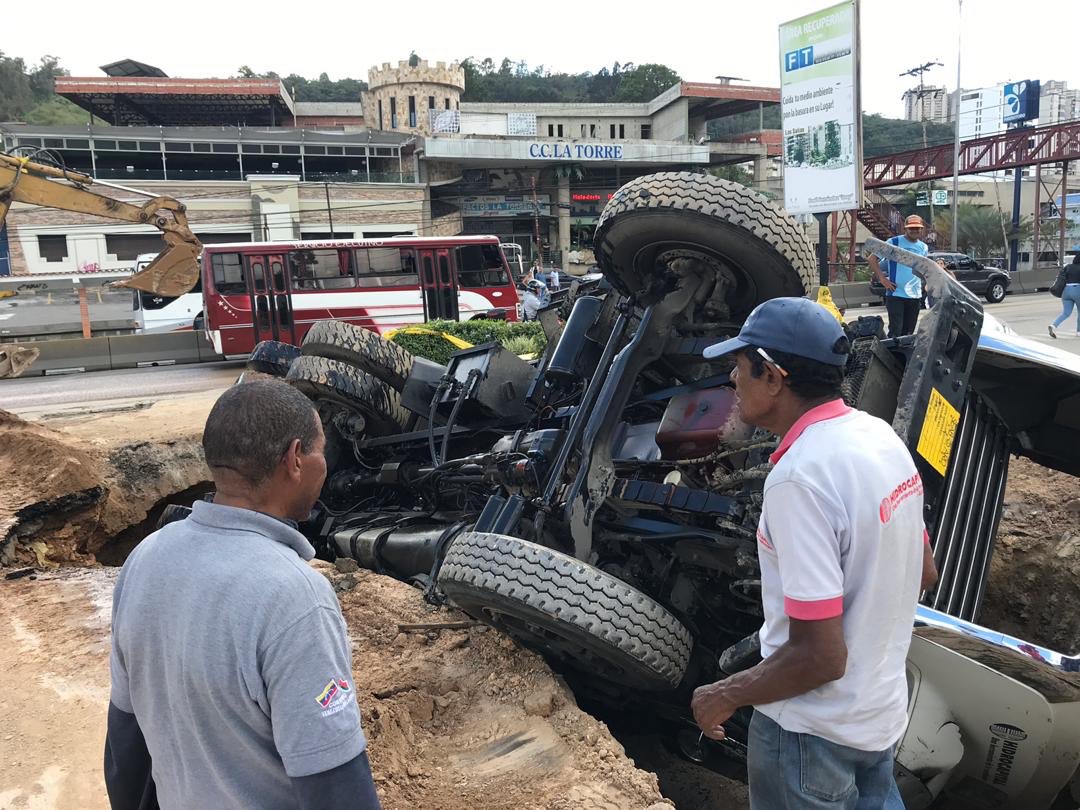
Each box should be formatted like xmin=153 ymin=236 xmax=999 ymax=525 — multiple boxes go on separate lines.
xmin=0 ymin=52 xmax=87 ymax=125
xmin=459 ymin=58 xmax=681 ymax=104
xmin=235 ymin=65 xmax=367 ymax=102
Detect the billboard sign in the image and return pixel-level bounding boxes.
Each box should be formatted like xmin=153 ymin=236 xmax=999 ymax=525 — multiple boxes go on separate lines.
xmin=917 ymin=190 xmax=948 ymax=207
xmin=1003 ymin=80 xmax=1040 ymax=125
xmin=779 ymin=1 xmax=863 ymax=215
xmin=460 ymin=194 xmax=550 ymax=218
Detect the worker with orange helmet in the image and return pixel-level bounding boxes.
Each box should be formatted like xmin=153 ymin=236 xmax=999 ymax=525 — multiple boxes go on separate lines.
xmin=868 ymin=214 xmax=929 ymax=337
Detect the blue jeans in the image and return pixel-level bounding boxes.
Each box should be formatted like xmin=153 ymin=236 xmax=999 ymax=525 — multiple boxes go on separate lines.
xmin=1052 ymin=284 xmax=1080 ymax=330
xmin=747 ymin=711 xmax=904 ymax=809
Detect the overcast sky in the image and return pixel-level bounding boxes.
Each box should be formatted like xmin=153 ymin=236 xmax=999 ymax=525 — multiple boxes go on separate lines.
xmin=6 ymin=0 xmax=1077 ymax=119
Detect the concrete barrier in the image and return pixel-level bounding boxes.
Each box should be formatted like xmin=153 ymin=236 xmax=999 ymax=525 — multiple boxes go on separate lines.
xmin=5 ymin=336 xmax=113 ymax=375
xmin=1013 ymin=269 xmax=1058 ymax=293
xmin=108 ymin=332 xmax=203 ymax=369
xmin=2 ymin=331 xmax=226 ymax=378
xmin=833 ymin=282 xmax=880 ymax=309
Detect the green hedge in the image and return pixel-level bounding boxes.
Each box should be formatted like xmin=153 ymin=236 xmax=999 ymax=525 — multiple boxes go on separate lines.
xmin=389 ymin=320 xmax=547 ymax=365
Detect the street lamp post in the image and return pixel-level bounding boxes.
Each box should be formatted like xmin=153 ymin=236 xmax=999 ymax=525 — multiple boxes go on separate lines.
xmin=950 ymin=0 xmax=963 ymax=251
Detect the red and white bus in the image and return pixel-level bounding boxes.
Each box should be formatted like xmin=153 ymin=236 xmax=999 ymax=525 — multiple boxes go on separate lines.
xmin=202 ymin=236 xmax=521 ymax=356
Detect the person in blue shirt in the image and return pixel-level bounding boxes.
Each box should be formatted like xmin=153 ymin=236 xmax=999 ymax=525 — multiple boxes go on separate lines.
xmin=868 ymin=214 xmax=929 ymax=338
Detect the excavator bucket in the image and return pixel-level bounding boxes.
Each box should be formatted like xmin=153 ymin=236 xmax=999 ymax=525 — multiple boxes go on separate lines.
xmin=112 ymin=242 xmax=201 ymax=298
xmin=0 ymin=345 xmax=40 ymax=379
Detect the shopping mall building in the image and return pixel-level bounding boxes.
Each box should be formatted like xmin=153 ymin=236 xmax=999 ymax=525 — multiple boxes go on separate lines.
xmin=0 ymin=57 xmax=782 ymax=276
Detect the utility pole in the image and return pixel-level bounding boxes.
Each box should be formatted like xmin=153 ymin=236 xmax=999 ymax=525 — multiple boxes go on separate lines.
xmin=950 ymin=0 xmax=964 ymax=253
xmin=901 ymin=61 xmax=943 ymax=234
xmin=324 ymin=181 xmax=336 ymax=238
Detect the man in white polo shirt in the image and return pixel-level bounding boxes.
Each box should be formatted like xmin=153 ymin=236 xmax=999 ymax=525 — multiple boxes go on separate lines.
xmin=691 ymin=297 xmax=937 ymax=808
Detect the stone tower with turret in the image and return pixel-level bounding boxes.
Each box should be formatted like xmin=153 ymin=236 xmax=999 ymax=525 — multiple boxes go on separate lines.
xmin=364 ymin=59 xmax=465 ymax=136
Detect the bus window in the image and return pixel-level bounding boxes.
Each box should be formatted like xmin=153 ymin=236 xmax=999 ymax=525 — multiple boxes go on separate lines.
xmin=210 ymin=252 xmax=246 ymax=294
xmin=251 ymin=259 xmax=266 ymax=293
xmin=438 ymin=254 xmax=452 ymax=285
xmin=289 ymin=249 xmax=356 ymax=290
xmin=271 ymin=259 xmax=287 ymax=293
xmin=357 ymin=248 xmax=420 ymax=287
xmin=456 ymin=244 xmax=509 ymax=287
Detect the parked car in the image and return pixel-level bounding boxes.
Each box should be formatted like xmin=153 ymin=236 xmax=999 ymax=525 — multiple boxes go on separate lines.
xmin=870 ymin=252 xmax=1011 ymax=303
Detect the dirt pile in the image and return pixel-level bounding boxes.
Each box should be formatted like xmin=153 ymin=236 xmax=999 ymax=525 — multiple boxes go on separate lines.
xmin=0 ymin=407 xmax=210 ymax=566
xmin=981 ymin=457 xmax=1080 ymax=653
xmin=321 ymin=562 xmax=673 ymax=810
xmin=0 ymin=563 xmax=677 ymax=810
xmin=0 ymin=568 xmax=118 ymax=808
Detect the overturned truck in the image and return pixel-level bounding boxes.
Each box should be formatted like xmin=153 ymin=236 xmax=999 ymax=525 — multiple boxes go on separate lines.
xmin=251 ymin=173 xmax=1080 ymax=807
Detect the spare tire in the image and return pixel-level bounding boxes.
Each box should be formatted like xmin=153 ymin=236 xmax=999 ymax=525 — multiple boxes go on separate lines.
xmin=301 ymin=320 xmax=414 ymax=391
xmin=286 ymin=355 xmax=409 ymax=435
xmin=246 ymin=340 xmax=301 ymax=377
xmin=593 ymin=172 xmax=816 ymax=322
xmin=439 ymin=531 xmax=692 ymax=690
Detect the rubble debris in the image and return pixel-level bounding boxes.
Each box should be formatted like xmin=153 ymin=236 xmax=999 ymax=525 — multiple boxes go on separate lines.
xmin=981 ymin=457 xmax=1080 ymax=653
xmin=316 ymin=561 xmax=675 ymax=810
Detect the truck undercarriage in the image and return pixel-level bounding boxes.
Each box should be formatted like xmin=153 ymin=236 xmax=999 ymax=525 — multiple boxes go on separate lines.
xmin=239 ymin=173 xmax=1080 ymax=807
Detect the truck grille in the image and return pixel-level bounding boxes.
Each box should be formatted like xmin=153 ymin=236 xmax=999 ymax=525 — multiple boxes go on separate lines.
xmin=925 ymin=393 xmax=1010 ymax=623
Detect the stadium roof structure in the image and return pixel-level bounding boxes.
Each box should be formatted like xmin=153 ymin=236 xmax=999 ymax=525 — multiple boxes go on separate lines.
xmin=56 ymin=74 xmax=296 ymax=127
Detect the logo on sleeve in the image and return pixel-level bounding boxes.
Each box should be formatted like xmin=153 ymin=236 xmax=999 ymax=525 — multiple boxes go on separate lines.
xmin=756 ymin=527 xmax=775 ymax=551
xmin=315 ymin=678 xmax=352 ymax=716
xmin=880 ymin=472 xmax=923 ymax=524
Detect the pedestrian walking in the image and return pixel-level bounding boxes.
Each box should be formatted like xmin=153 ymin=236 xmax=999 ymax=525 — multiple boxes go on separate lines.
xmin=692 ymin=298 xmax=937 ymax=809
xmin=868 ymin=214 xmax=929 ymax=337
xmin=1049 ymin=254 xmax=1080 ymax=338
xmin=105 ymin=379 xmax=381 ymax=810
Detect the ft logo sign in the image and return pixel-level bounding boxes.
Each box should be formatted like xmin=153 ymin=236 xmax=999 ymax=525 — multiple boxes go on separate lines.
xmin=785 ymin=46 xmax=814 ymax=72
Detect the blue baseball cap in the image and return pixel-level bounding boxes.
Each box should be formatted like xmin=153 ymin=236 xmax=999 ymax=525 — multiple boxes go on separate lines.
xmin=703 ymin=297 xmax=848 ymax=366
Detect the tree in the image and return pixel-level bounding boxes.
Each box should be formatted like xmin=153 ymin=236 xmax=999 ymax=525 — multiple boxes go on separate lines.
xmin=459 ymin=57 xmax=676 ymax=104
xmin=710 ymin=164 xmax=753 ymax=187
xmin=612 ymin=63 xmax=680 ymax=102
xmin=0 ymin=53 xmax=37 ymax=121
xmin=934 ymin=203 xmax=1017 ymax=256
xmin=862 ymin=113 xmax=953 ymax=158
xmin=28 ymin=55 xmax=66 ymax=98
xmin=823 ymin=121 xmax=841 ymax=161
xmin=793 ymin=142 xmax=806 ymax=165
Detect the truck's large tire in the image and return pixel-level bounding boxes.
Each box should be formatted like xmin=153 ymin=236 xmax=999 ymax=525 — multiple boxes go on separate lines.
xmin=301 ymin=320 xmax=414 ymax=392
xmin=286 ymin=355 xmax=409 ymax=435
xmin=246 ymin=340 xmax=301 ymax=377
xmin=438 ymin=531 xmax=692 ymax=690
xmin=593 ymin=172 xmax=816 ymax=320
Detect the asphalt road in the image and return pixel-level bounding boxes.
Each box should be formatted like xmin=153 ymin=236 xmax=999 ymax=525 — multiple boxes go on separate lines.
xmin=852 ymin=292 xmax=1080 ymax=353
xmin=0 ymin=361 xmax=243 ymax=417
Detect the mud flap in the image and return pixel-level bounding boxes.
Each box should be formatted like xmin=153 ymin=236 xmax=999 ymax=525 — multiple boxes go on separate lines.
xmin=900 ymin=629 xmax=1080 ymax=808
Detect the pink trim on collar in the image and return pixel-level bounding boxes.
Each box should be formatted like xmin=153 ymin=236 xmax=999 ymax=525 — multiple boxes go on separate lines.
xmin=769 ymin=399 xmax=853 ymax=464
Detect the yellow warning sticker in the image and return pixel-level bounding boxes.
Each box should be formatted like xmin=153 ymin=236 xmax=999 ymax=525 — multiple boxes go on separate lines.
xmin=917 ymin=388 xmax=961 ymax=476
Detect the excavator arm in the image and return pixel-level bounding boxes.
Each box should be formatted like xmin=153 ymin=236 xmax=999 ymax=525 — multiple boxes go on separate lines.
xmin=0 ymin=153 xmax=202 ymax=296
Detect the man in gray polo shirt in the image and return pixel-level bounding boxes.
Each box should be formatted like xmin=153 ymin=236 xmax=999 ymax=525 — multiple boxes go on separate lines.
xmin=105 ymin=379 xmax=381 ymax=810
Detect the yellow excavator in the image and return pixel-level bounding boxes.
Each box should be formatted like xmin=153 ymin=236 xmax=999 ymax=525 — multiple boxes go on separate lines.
xmin=0 ymin=151 xmax=202 ymax=297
